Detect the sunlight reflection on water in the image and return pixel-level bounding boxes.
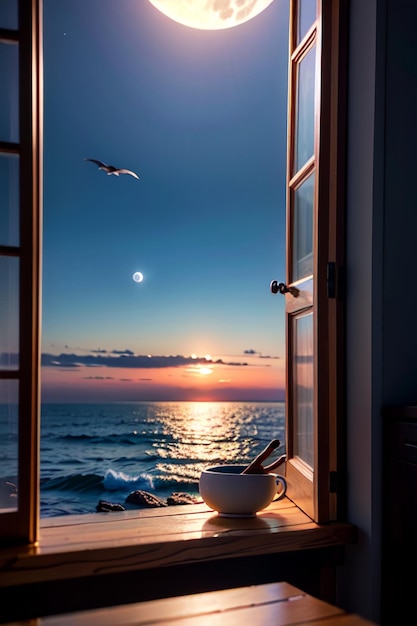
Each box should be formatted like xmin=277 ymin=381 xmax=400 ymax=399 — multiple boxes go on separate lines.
xmin=36 ymin=401 xmax=285 ymax=517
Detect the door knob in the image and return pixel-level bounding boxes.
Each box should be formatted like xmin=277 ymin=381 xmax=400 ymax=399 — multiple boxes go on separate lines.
xmin=270 ymin=280 xmax=300 ymax=297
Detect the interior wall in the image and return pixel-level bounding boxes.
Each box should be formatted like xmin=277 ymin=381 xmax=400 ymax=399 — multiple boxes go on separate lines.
xmin=381 ymin=0 xmax=417 ymax=404
xmin=343 ymin=0 xmax=417 ymax=622
xmin=340 ymin=0 xmax=383 ymax=622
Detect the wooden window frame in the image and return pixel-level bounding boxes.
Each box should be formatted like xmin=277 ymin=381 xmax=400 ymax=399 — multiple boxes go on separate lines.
xmin=283 ymin=0 xmax=347 ymax=523
xmin=0 ymin=0 xmax=348 ymax=545
xmin=0 ymin=0 xmax=42 ymax=544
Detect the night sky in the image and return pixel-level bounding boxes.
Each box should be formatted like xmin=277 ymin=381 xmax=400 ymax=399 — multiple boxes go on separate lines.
xmin=40 ymin=0 xmax=289 ymax=403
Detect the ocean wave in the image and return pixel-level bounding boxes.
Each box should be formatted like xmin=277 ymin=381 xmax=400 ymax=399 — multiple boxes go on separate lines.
xmin=39 ymin=467 xmax=200 ymax=499
xmin=41 ymin=473 xmax=105 ymax=492
xmin=58 ymin=433 xmax=145 ymax=444
xmin=46 ymin=432 xmax=175 ymax=447
xmin=40 ymin=469 xmax=156 ymax=494
xmin=152 ymin=475 xmax=200 ymax=492
xmin=102 ymin=468 xmax=154 ymax=492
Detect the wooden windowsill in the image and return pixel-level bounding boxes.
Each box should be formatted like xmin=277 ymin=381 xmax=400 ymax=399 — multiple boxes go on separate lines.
xmin=0 ymin=498 xmax=356 ymax=590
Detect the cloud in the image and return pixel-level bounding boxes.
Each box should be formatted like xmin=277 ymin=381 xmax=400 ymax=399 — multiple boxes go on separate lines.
xmin=0 ymin=349 xmax=279 ymax=372
xmin=67 ymin=346 xmax=135 ymax=356
xmin=0 ymin=346 xmax=282 ymax=381
xmin=111 ymin=349 xmax=135 ymax=355
xmin=243 ymin=349 xmax=280 ymax=360
xmin=83 ymin=375 xmax=114 ymax=380
xmin=223 ymin=360 xmax=248 ymax=366
xmin=39 ymin=351 xmax=250 ymax=370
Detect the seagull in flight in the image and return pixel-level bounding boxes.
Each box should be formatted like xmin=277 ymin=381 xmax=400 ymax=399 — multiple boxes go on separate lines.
xmin=84 ymin=158 xmax=140 ymax=180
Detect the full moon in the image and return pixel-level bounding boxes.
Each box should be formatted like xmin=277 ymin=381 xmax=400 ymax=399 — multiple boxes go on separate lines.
xmin=147 ymin=0 xmax=275 ymax=31
xmin=133 ymin=272 xmax=144 ymax=283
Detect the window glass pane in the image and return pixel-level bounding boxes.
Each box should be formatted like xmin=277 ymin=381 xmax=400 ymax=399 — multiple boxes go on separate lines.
xmin=0 ymin=379 xmax=18 ymax=512
xmin=292 ymin=172 xmax=314 ymax=281
xmin=0 ymin=255 xmax=19 ymax=370
xmin=294 ymin=45 xmax=315 ymax=172
xmin=297 ymin=0 xmax=316 ymax=44
xmin=0 ymin=153 xmax=19 ymax=247
xmin=0 ymin=0 xmax=18 ymax=30
xmin=0 ymin=41 xmax=19 ymax=143
xmin=293 ymin=311 xmax=313 ymax=467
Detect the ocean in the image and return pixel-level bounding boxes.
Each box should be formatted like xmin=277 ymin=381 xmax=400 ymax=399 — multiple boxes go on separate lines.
xmin=38 ymin=401 xmax=285 ymax=518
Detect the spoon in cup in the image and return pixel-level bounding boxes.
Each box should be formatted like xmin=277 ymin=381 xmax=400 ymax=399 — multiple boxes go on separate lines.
xmin=241 ymin=439 xmax=286 ymax=474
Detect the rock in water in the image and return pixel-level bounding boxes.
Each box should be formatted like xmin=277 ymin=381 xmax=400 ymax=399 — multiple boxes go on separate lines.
xmin=125 ymin=490 xmax=167 ymax=508
xmin=96 ymin=500 xmax=126 ymax=512
xmin=167 ymin=492 xmax=201 ymax=505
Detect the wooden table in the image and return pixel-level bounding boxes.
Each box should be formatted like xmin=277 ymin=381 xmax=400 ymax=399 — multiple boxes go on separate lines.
xmin=1 ymin=581 xmax=377 ymax=625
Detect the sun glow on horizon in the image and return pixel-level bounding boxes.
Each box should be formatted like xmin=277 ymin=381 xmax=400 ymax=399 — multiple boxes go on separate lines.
xmin=186 ymin=365 xmax=213 ymax=376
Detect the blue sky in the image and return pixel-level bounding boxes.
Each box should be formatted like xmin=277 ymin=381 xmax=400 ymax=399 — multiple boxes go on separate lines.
xmin=40 ymin=0 xmax=289 ymax=402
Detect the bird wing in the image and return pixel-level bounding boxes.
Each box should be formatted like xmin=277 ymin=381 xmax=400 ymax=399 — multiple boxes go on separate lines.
xmin=84 ymin=159 xmax=139 ymax=179
xmin=116 ymin=168 xmax=140 ymax=179
xmin=84 ymin=158 xmax=108 ymax=167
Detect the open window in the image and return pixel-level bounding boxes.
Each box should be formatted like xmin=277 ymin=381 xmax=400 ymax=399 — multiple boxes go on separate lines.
xmin=280 ymin=0 xmax=347 ymax=522
xmin=0 ymin=0 xmax=347 ymax=544
xmin=0 ymin=0 xmax=42 ymax=543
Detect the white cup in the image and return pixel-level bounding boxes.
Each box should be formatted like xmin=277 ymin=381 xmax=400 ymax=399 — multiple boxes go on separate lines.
xmin=199 ymin=464 xmax=287 ymax=518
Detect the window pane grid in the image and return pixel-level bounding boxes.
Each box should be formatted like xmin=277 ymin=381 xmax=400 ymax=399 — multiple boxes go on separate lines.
xmin=292 ymin=312 xmax=314 ymax=468
xmin=0 ymin=39 xmax=19 ymax=144
xmin=0 ymin=379 xmax=18 ymax=512
xmin=294 ymin=45 xmax=316 ymax=174
xmin=0 ymin=152 xmax=19 ymax=247
xmin=0 ymin=0 xmax=41 ymax=542
xmin=0 ymin=0 xmax=18 ymax=31
xmin=297 ymin=0 xmax=316 ymax=45
xmin=292 ymin=172 xmax=315 ymax=281
xmin=0 ymin=255 xmax=19 ymax=371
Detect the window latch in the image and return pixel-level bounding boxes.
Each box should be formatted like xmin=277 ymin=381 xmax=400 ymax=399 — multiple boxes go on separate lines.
xmin=327 ymin=262 xmax=336 ymax=298
xmin=270 ymin=280 xmax=300 ymax=297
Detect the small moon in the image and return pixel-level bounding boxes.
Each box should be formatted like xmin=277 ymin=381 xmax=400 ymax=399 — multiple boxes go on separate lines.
xmin=133 ymin=272 xmax=143 ymax=283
